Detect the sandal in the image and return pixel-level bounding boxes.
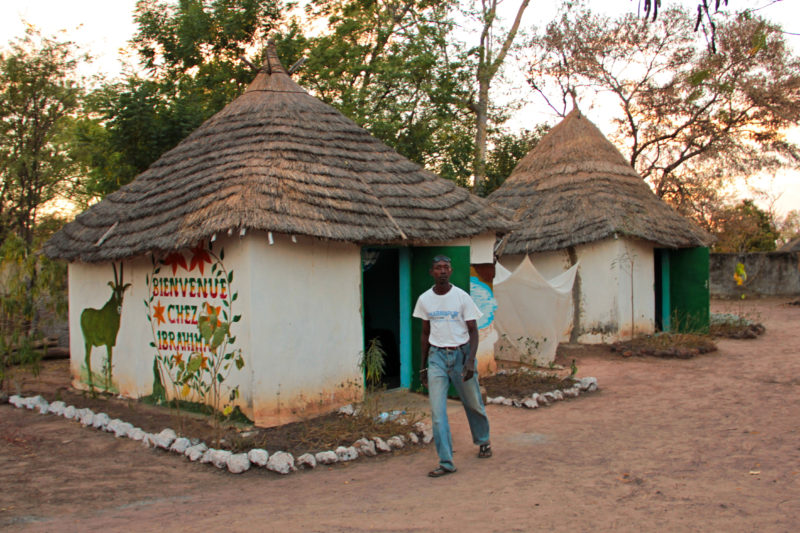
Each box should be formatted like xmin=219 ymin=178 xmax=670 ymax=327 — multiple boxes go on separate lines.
xmin=478 ymin=443 xmax=493 ymax=458
xmin=428 ymin=466 xmax=456 ymax=477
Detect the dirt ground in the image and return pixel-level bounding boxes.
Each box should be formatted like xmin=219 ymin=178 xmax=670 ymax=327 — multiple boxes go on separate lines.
xmin=2 ymin=298 xmax=799 ymax=532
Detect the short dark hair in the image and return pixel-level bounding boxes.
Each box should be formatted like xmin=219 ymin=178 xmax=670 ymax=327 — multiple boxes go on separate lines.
xmin=432 ymin=255 xmax=451 ymax=266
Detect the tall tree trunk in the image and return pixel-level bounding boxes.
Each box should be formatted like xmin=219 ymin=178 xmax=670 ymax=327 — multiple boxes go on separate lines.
xmin=473 ymin=80 xmax=490 ymax=194
xmin=472 ymin=0 xmax=530 ymax=195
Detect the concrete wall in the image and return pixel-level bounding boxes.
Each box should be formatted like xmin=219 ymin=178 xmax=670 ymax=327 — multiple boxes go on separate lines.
xmin=68 ymin=233 xmax=364 ymax=428
xmin=502 ymin=238 xmax=656 ymax=344
xmin=710 ymin=252 xmax=800 ymax=298
xmin=245 ymin=232 xmax=363 ymax=426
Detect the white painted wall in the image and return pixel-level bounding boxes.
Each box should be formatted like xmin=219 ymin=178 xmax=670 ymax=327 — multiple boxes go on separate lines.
xmin=502 ymin=237 xmax=656 ymax=345
xmin=245 ymin=232 xmax=363 ymax=427
xmin=67 ymin=233 xmax=364 ymax=427
xmin=68 ymin=257 xmax=152 ymax=395
xmin=470 ymin=232 xmax=497 ymax=264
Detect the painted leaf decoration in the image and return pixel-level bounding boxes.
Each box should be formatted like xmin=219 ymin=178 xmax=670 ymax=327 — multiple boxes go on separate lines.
xmin=210 ymin=323 xmax=229 ymax=350
xmin=186 ymin=355 xmax=203 ymax=373
xmin=199 ymin=315 xmax=213 ymax=343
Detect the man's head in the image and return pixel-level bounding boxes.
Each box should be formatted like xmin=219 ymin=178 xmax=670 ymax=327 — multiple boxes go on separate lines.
xmin=430 ymin=255 xmax=452 ymax=285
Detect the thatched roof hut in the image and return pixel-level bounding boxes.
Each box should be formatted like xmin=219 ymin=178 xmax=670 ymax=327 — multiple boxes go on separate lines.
xmin=487 ymin=108 xmax=710 ymax=256
xmin=45 ymin=45 xmax=510 ymax=263
xmin=488 ymin=108 xmax=713 ymax=344
xmin=46 ymin=45 xmax=510 ymax=427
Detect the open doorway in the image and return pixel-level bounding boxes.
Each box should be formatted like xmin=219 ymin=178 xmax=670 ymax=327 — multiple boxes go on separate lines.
xmin=362 ymin=248 xmax=401 ymax=388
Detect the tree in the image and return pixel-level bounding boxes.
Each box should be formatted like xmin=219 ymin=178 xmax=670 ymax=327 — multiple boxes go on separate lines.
xmin=0 ymin=28 xmax=83 ymax=245
xmin=284 ymin=0 xmax=478 ymax=184
xmin=77 ymin=0 xmax=285 ymax=197
xmin=466 ymin=0 xmax=530 ymax=194
xmin=527 ymin=6 xmax=800 ymax=223
xmin=82 ymin=0 xmax=543 ymax=197
xmin=641 ymin=0 xmax=730 ymax=52
xmin=711 ymin=199 xmax=778 ymax=252
xmin=0 ymin=29 xmax=76 ymax=390
xmin=289 ymin=0 xmax=537 ymax=192
xmin=776 ymin=209 xmax=800 ymax=248
xmin=483 ymin=124 xmax=548 ymax=195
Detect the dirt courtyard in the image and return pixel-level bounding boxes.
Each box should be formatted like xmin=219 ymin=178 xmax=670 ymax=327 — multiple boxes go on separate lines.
xmin=2 ymin=298 xmax=799 ymax=532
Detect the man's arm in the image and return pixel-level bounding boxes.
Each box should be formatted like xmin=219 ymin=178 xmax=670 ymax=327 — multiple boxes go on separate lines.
xmin=420 ymin=319 xmax=431 ymax=387
xmin=462 ymin=319 xmax=479 ymax=382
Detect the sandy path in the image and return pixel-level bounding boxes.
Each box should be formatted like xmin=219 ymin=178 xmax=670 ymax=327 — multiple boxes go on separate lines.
xmin=2 ymin=298 xmax=799 ymax=532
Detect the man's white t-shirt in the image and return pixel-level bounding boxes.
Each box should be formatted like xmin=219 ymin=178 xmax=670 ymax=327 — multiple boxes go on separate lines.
xmin=413 ymin=285 xmax=482 ymax=348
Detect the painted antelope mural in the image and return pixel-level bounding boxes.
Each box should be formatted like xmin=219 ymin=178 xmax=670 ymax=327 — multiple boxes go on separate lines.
xmin=80 ymin=262 xmax=131 ymax=391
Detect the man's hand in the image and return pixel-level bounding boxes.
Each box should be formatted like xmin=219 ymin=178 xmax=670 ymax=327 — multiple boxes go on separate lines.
xmin=461 ymin=358 xmax=475 ymax=382
xmin=420 ymin=368 xmax=428 ymax=387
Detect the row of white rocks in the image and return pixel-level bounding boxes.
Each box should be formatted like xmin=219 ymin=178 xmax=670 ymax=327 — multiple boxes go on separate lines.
xmin=486 ymin=375 xmax=599 ymax=408
xmin=7 ymin=394 xmax=433 ymax=475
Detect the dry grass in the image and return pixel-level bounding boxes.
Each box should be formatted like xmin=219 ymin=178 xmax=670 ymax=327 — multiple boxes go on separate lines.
xmin=228 ymin=408 xmax=424 ymax=456
xmin=482 ymin=369 xmax=574 ymax=398
xmin=610 ymin=333 xmax=717 ymax=358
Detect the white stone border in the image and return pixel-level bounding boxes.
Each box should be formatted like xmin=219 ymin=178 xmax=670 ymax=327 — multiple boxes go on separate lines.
xmin=5 ymin=395 xmax=432 ymax=476
xmin=485 ymin=374 xmax=599 ymax=409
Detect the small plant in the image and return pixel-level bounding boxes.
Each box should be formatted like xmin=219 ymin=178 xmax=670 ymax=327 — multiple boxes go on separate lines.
xmin=191 ymin=303 xmax=245 ymax=444
xmin=360 ymin=337 xmax=386 ymax=390
xmin=0 ymin=235 xmax=66 ymax=394
xmin=734 ymin=261 xmax=748 ymax=314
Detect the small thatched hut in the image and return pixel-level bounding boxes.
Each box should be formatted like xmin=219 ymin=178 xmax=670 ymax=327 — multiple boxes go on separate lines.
xmin=45 ymin=45 xmax=510 ymax=426
xmin=488 ymin=108 xmax=711 ymax=343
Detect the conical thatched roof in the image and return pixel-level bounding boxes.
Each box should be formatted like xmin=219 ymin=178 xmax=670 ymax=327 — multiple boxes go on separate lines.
xmin=46 ymin=45 xmax=511 ymax=263
xmin=488 ymin=108 xmax=710 ymax=255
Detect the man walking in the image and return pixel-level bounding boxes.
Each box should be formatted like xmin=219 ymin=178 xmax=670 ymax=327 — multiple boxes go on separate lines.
xmin=413 ymin=255 xmax=492 ymax=477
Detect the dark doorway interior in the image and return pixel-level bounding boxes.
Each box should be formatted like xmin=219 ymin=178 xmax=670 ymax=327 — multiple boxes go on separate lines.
xmin=362 ymin=248 xmax=401 ymax=388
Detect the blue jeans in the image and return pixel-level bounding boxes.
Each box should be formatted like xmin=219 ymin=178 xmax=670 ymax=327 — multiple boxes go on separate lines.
xmin=427 ymin=344 xmax=490 ymax=471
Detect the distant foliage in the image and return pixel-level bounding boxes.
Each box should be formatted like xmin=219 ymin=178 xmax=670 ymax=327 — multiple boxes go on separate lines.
xmin=0 ymin=28 xmax=84 ymax=244
xmin=0 ymin=233 xmax=67 ymax=393
xmin=711 ymin=200 xmax=779 ymax=252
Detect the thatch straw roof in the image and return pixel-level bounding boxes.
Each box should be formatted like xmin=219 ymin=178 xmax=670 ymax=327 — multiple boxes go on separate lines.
xmin=779 ymin=237 xmax=800 ymax=252
xmin=45 ymin=45 xmax=511 ymax=263
xmin=488 ymin=109 xmax=711 ymax=255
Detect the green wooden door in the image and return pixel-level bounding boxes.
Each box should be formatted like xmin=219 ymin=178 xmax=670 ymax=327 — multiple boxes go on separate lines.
xmin=409 ymin=245 xmax=470 ymax=391
xmin=668 ymin=247 xmax=710 ymax=333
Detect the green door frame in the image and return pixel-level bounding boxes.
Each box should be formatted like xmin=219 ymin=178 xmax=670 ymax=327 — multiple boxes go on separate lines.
xmin=362 ymin=245 xmax=470 ymax=391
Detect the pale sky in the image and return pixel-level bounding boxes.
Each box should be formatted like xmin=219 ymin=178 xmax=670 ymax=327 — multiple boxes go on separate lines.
xmin=1 ymin=0 xmax=798 ymax=215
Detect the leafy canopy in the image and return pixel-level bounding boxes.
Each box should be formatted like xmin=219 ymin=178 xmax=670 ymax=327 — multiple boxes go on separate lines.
xmin=0 ymin=28 xmax=84 ymax=244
